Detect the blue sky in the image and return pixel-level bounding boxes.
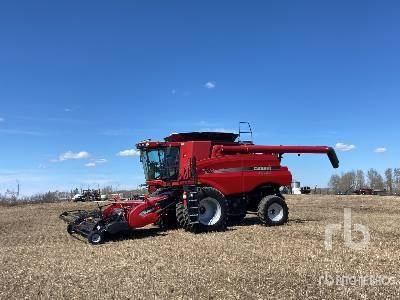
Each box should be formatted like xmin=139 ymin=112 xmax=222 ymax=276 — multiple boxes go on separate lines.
xmin=0 ymin=0 xmax=399 ymax=195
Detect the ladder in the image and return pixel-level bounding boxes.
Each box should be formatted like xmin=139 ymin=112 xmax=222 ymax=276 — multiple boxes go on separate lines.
xmin=184 ymin=186 xmax=199 ymax=224
xmin=238 ymin=121 xmax=253 ymax=144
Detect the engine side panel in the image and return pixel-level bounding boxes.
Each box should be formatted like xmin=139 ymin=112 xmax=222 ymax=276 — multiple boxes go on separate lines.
xmin=196 ymin=154 xmax=292 ymax=196
xmin=241 ymin=154 xmax=292 ymax=191
xmin=197 ymin=156 xmax=243 ymax=195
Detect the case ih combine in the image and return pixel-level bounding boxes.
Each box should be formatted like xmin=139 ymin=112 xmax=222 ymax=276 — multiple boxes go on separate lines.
xmin=61 ymin=125 xmax=339 ymax=244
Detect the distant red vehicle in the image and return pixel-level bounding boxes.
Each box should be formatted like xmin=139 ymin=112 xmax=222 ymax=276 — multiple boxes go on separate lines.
xmin=353 ymin=188 xmax=375 ymax=195
xmin=61 ymin=125 xmax=339 ymax=244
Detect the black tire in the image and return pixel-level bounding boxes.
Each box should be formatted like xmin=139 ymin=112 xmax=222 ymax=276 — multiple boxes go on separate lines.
xmin=227 ymin=214 xmax=246 ymax=226
xmin=176 ymin=201 xmax=195 ymax=231
xmin=258 ymin=195 xmax=289 ymax=226
xmin=176 ymin=187 xmax=228 ymax=232
xmin=87 ymin=230 xmax=104 ymax=245
xmin=67 ymin=224 xmax=76 ymax=234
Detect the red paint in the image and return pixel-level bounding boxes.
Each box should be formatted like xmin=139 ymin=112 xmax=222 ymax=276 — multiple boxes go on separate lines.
xmin=102 ymin=195 xmax=168 ymax=229
xmin=98 ymin=132 xmax=339 ymax=231
xmin=137 ymin=138 xmax=338 ymax=196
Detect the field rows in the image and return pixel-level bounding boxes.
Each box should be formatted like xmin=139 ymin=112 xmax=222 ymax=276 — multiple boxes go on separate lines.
xmin=1 ymin=195 xmax=400 ymax=299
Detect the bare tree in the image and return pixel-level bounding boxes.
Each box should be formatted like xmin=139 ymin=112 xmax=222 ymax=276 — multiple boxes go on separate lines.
xmin=339 ymin=171 xmax=356 ymax=193
xmin=328 ymin=172 xmax=357 ymax=194
xmin=355 ymin=170 xmax=365 ymax=190
xmin=101 ymin=186 xmax=114 ymax=194
xmin=367 ymin=169 xmax=385 ymax=190
xmin=385 ymin=168 xmax=394 ymax=195
xmin=394 ymin=168 xmax=400 ymax=195
xmin=328 ymin=174 xmax=341 ymax=194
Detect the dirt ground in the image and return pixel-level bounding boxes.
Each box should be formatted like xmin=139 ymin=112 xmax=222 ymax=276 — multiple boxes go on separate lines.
xmin=1 ymin=195 xmax=400 ymax=299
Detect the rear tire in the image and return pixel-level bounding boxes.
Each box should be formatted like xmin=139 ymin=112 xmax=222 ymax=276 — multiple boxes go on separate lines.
xmin=258 ymin=195 xmax=289 ymax=226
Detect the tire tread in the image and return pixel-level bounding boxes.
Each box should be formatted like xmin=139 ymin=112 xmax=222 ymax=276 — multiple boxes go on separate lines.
xmin=257 ymin=195 xmax=289 ymax=226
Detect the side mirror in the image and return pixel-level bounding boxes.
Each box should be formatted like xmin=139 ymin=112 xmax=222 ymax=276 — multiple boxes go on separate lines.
xmin=139 ymin=151 xmax=143 ymax=162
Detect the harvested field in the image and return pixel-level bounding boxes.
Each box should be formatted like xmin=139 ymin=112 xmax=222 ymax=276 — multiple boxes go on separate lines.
xmin=1 ymin=195 xmax=400 ymax=299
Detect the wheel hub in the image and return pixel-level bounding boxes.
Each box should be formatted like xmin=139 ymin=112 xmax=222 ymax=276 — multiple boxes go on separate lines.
xmin=91 ymin=233 xmax=102 ymax=243
xmin=268 ymin=203 xmax=284 ymax=222
xmin=198 ymin=197 xmax=222 ymax=226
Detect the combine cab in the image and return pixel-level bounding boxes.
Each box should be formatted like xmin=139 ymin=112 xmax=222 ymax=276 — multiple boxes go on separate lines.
xmin=61 ymin=124 xmax=339 ymax=244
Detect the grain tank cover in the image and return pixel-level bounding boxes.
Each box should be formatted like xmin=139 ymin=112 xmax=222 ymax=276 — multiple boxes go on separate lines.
xmin=164 ymin=132 xmax=238 ymax=143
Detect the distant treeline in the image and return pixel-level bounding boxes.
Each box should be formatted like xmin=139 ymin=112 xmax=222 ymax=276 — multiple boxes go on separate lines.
xmin=0 ymin=186 xmax=148 ymax=206
xmin=328 ymin=168 xmax=400 ymax=195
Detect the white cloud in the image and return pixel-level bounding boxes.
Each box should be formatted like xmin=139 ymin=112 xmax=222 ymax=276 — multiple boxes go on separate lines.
xmin=85 ymin=159 xmax=107 ymax=167
xmin=335 ymin=143 xmax=356 ymax=152
xmin=95 ymin=158 xmax=107 ymax=164
xmin=204 ymin=81 xmax=216 ymax=89
xmin=374 ymin=147 xmax=387 ymax=153
xmin=117 ymin=149 xmax=140 ymax=157
xmin=59 ymin=151 xmax=90 ymax=161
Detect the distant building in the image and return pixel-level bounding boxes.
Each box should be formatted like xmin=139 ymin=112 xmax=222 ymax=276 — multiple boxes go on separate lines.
xmin=291 ymin=181 xmax=301 ymax=195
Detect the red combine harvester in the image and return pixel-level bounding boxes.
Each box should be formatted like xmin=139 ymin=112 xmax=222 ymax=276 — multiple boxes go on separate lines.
xmin=61 ymin=124 xmax=339 ymax=244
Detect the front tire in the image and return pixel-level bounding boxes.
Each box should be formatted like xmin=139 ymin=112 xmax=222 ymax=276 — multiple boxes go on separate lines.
xmin=176 ymin=201 xmax=194 ymax=231
xmin=258 ymin=195 xmax=289 ymax=226
xmin=176 ymin=187 xmax=228 ymax=232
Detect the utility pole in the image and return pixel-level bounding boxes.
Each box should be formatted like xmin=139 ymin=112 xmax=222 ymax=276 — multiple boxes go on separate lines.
xmin=16 ymin=180 xmax=20 ymax=198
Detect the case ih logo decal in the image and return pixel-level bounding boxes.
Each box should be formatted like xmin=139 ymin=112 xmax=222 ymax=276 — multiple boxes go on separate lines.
xmin=253 ymin=166 xmax=272 ymax=171
xmin=202 ymin=166 xmax=279 ymax=174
